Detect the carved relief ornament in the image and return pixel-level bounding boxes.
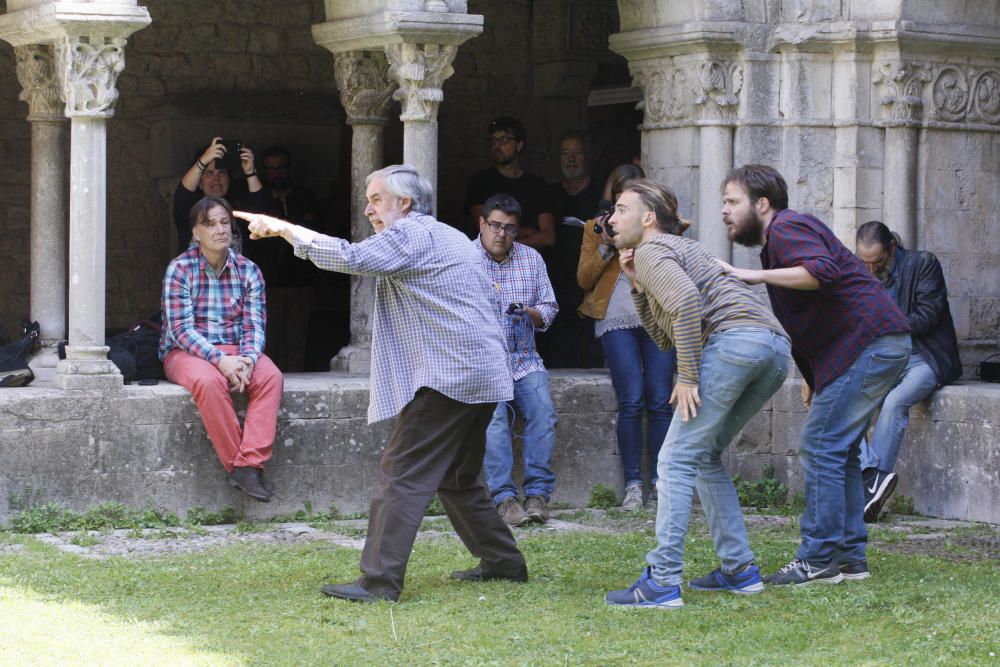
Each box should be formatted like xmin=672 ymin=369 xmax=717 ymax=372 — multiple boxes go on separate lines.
xmin=631 ymin=59 xmax=742 ymax=125
xmin=874 ymin=61 xmax=932 ymax=123
xmin=333 ymin=51 xmax=396 ymax=125
xmin=695 ymin=61 xmax=743 ymax=121
xmin=930 ymin=66 xmax=1000 ymax=125
xmin=55 ymin=34 xmax=127 ymax=118
xmin=385 ymin=42 xmax=458 ymax=122
xmin=14 ymin=44 xmax=63 ymax=120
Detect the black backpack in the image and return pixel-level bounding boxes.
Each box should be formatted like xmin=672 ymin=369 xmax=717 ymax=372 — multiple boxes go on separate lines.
xmin=0 ymin=320 xmax=40 ymax=387
xmin=106 ymin=313 xmax=166 ymax=383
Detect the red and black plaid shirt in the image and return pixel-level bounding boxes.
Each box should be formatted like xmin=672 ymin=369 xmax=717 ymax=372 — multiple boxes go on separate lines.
xmin=761 ymin=208 xmax=910 ymax=392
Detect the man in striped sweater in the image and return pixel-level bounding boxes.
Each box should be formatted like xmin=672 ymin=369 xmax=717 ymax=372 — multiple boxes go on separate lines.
xmin=603 ymin=179 xmax=792 ymax=609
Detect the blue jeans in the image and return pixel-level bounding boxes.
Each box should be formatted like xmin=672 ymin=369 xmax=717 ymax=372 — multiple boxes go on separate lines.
xmin=860 ymin=351 xmax=938 ymax=473
xmin=600 ymin=327 xmax=675 ymax=487
xmin=484 ymin=370 xmax=557 ymax=504
xmin=647 ymin=328 xmax=791 ymax=586
xmin=796 ymin=333 xmax=911 ymax=565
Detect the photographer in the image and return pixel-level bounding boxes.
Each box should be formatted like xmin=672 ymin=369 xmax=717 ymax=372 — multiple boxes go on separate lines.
xmin=172 ymin=136 xmax=270 ymax=252
xmin=577 ymin=164 xmax=675 ymax=512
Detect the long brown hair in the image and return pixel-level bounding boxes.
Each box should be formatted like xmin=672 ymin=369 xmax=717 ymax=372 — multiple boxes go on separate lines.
xmin=619 ymin=179 xmax=691 ymax=236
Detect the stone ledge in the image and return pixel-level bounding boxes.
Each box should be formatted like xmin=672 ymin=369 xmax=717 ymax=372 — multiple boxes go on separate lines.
xmin=1 ymin=372 xmax=997 ymax=524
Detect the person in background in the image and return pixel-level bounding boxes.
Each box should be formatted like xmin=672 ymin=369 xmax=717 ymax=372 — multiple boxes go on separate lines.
xmin=543 ymin=129 xmax=604 ymax=368
xmin=577 ymin=164 xmax=675 ymax=511
xmin=854 ymin=221 xmax=961 ymax=522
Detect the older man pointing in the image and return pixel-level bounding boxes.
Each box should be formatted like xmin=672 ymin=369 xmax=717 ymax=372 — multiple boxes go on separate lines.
xmin=237 ymin=164 xmax=526 ymax=603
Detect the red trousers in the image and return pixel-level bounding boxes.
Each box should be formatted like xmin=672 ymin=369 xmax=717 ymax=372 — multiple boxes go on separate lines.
xmin=164 ymin=345 xmax=283 ymax=471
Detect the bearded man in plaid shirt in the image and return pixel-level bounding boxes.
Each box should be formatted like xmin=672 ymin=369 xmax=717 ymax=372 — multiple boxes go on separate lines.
xmin=475 ymin=194 xmax=560 ymax=528
xmin=160 ymin=196 xmax=283 ymax=503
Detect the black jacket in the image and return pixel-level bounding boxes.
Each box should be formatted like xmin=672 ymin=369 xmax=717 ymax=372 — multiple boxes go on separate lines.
xmin=890 ymin=246 xmax=962 ymax=385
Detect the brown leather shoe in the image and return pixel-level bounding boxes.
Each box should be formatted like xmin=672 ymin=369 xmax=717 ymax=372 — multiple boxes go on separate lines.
xmin=498 ymin=497 xmax=531 ymax=527
xmin=524 ymin=495 xmax=550 ymax=523
xmin=228 ymin=467 xmax=271 ymax=502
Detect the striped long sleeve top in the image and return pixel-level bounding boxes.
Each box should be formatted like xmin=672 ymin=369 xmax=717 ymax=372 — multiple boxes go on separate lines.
xmin=632 ymin=233 xmax=785 ymax=386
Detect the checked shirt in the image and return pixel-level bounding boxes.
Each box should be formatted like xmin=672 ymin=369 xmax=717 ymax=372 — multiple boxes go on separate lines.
xmin=159 ymin=246 xmax=266 ymax=364
xmin=761 ymin=208 xmax=910 ymax=392
xmin=292 ymin=212 xmax=514 ymax=424
xmin=474 ymin=239 xmax=558 ymax=381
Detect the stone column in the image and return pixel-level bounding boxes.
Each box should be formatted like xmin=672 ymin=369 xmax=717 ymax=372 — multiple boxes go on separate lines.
xmin=694 ymin=61 xmax=742 ymax=262
xmin=14 ymin=44 xmax=67 ymax=383
xmin=54 ymin=34 xmax=130 ymax=390
xmin=330 ymin=50 xmax=396 ymax=375
xmin=876 ymin=60 xmax=931 ymax=249
xmin=384 ymin=42 xmax=459 ymax=212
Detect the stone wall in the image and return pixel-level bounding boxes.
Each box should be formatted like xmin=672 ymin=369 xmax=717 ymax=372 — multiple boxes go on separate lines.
xmin=0 ymin=371 xmax=619 ymax=524
xmin=2 ymin=371 xmax=998 ymax=525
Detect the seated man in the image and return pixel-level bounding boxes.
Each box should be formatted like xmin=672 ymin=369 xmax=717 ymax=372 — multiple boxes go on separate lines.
xmin=159 ymin=196 xmax=283 ymax=502
xmin=475 ymin=194 xmax=559 ymax=526
xmin=854 ymin=221 xmax=961 ymax=522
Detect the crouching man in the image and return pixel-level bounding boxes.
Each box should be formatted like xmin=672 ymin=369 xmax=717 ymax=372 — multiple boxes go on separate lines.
xmin=160 ymin=196 xmax=283 ymax=502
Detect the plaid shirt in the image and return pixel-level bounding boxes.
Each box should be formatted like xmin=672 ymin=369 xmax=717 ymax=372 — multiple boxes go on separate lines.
xmin=475 ymin=238 xmax=559 ymax=381
xmin=159 ymin=246 xmax=266 ymax=364
xmin=761 ymin=208 xmax=910 ymax=392
xmin=292 ymin=212 xmax=514 ymax=423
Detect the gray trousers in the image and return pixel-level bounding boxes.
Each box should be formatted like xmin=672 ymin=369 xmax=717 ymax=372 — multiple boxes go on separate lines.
xmin=358 ymin=388 xmax=525 ymax=600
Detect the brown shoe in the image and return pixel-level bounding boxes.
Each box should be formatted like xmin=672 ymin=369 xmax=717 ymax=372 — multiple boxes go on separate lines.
xmin=524 ymin=495 xmax=550 ymax=523
xmin=451 ymin=561 xmax=528 ymax=582
xmin=498 ymin=497 xmax=531 ymax=527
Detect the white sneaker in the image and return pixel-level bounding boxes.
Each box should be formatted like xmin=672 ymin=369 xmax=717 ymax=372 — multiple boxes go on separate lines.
xmin=622 ymin=483 xmax=643 ymax=512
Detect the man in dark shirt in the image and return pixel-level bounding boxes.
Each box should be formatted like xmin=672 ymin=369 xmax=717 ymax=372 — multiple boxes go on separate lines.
xmin=258 ymin=145 xmax=319 ymax=372
xmin=854 ymin=221 xmax=961 ymax=522
xmin=464 ymin=116 xmax=555 ymax=251
xmin=721 ymin=164 xmax=911 ymax=586
xmin=542 ymin=130 xmax=604 ymax=368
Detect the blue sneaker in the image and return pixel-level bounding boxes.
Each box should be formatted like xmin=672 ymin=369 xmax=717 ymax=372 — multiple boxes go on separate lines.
xmin=688 ymin=564 xmax=764 ymax=595
xmin=604 ymin=567 xmax=683 ymax=609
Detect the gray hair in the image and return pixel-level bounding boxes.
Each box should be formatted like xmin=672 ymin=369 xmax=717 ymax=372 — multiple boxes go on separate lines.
xmin=366 ymin=164 xmax=434 ymax=215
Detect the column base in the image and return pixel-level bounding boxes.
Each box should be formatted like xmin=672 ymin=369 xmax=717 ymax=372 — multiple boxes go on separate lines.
xmin=330 ymin=344 xmax=371 ymax=376
xmin=27 ymin=341 xmax=62 ymax=385
xmin=55 ymin=345 xmax=123 ymax=390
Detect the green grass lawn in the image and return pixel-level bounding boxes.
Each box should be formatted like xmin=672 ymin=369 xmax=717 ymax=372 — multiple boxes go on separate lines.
xmin=1 ymin=522 xmax=998 ymax=666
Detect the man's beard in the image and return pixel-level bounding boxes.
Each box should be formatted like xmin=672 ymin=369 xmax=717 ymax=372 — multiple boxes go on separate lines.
xmin=493 ymin=152 xmax=516 ymax=167
xmin=730 ymin=211 xmax=765 ymax=247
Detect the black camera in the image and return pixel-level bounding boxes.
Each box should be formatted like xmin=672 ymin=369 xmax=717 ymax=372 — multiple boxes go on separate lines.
xmin=505 ymin=302 xmax=524 ymax=315
xmin=593 ymin=199 xmax=616 ymax=237
xmin=216 ymin=139 xmax=243 ymax=172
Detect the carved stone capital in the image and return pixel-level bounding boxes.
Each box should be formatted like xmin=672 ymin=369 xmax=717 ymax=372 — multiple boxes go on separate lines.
xmin=15 ymin=44 xmax=63 ymax=121
xmin=875 ymin=61 xmax=932 ymax=124
xmin=333 ymin=51 xmax=396 ymax=125
xmin=385 ymin=42 xmax=458 ymax=122
xmin=694 ymin=61 xmax=743 ymax=122
xmin=631 ymin=60 xmax=692 ymax=124
xmin=55 ymin=34 xmax=128 ymax=118
xmin=929 ymin=65 xmax=1000 ymax=125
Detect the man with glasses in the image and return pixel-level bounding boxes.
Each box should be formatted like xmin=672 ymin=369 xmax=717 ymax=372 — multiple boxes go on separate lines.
xmin=464 ymin=116 xmax=555 ymax=251
xmin=476 ymin=194 xmax=559 ymax=527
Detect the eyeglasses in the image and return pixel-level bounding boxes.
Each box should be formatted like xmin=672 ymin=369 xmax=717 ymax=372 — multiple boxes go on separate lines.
xmin=485 ymin=220 xmax=518 ymax=235
xmin=488 ymin=136 xmax=518 ymax=147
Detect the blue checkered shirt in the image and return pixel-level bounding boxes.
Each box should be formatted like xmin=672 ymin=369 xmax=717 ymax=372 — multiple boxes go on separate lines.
xmin=292 ymin=212 xmax=514 ymax=423
xmin=475 ymin=238 xmax=558 ymax=381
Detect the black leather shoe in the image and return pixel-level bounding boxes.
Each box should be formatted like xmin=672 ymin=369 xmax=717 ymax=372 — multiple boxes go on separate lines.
xmin=450 ymin=561 xmax=528 ymax=583
xmin=321 ymin=581 xmax=394 ymax=603
xmin=228 ymin=467 xmax=271 ymax=502
xmin=258 ymin=470 xmax=275 ymax=496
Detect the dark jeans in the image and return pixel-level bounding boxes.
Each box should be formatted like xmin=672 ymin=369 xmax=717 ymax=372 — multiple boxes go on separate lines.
xmin=600 ymin=327 xmax=676 ymax=487
xmin=358 ymin=388 xmax=525 ymax=600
